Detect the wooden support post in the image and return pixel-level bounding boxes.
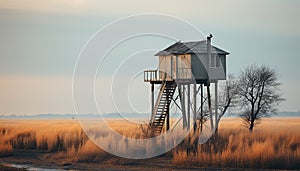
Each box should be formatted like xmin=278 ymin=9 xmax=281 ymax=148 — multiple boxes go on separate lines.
xmin=215 ymin=81 xmax=218 ymax=131
xmin=176 ymin=55 xmax=178 ymax=80
xmin=178 ymin=84 xmax=187 ymax=129
xmin=171 ymin=56 xmax=173 ymax=79
xmin=200 ymin=84 xmax=203 ymax=132
xmin=187 ymin=84 xmax=190 ymax=129
xmin=151 ymin=83 xmax=154 ymax=122
xmin=183 ymin=85 xmax=187 ymax=128
xmin=200 ymin=84 xmax=203 ymax=119
xmin=207 ymin=83 xmax=213 ymax=131
xmin=193 ymin=83 xmax=197 ymax=126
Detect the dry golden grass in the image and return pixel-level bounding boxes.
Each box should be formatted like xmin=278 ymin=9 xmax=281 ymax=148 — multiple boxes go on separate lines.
xmin=0 ymin=118 xmax=299 ymax=169
xmin=0 ymin=119 xmax=141 ymax=162
xmin=173 ymin=117 xmax=300 ymax=169
xmin=0 ymin=120 xmax=86 ymax=152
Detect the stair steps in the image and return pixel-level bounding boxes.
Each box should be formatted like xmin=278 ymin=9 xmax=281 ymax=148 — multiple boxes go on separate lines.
xmin=150 ymin=81 xmax=177 ymax=136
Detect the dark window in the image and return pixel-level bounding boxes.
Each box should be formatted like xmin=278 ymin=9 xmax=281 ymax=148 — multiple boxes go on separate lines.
xmin=211 ymin=54 xmax=220 ymax=67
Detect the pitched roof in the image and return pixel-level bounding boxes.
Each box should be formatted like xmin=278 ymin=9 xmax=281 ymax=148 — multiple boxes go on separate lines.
xmin=155 ymin=40 xmax=229 ymax=56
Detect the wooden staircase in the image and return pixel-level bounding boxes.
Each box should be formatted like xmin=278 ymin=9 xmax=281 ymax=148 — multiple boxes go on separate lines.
xmin=150 ymin=81 xmax=177 ymax=135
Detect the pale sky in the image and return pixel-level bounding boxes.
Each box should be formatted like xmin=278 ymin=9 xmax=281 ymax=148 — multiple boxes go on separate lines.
xmin=0 ymin=0 xmax=299 ymax=115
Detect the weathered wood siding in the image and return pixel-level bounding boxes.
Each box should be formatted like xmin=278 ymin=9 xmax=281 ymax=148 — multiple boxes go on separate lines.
xmin=159 ymin=53 xmax=226 ymax=81
xmin=159 ymin=54 xmax=192 ymax=80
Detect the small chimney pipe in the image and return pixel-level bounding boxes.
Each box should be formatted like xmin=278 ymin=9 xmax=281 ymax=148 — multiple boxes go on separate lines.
xmin=207 ymin=34 xmax=213 ymax=82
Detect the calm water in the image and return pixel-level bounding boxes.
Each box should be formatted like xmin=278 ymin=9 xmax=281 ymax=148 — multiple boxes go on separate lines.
xmin=1 ymin=163 xmax=79 ymax=171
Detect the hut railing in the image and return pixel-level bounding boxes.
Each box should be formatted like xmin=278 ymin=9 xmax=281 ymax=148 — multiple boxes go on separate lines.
xmin=144 ymin=69 xmax=192 ymax=82
xmin=144 ymin=70 xmax=168 ymax=82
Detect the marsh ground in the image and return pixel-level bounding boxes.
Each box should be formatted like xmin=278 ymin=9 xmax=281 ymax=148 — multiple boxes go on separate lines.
xmin=0 ymin=118 xmax=299 ymax=170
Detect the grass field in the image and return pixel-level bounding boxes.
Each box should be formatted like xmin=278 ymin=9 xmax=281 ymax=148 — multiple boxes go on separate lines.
xmin=173 ymin=118 xmax=300 ymax=169
xmin=0 ymin=118 xmax=299 ymax=170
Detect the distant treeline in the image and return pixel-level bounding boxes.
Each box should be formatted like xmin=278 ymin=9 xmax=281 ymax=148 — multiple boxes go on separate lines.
xmin=0 ymin=112 xmax=299 ymax=119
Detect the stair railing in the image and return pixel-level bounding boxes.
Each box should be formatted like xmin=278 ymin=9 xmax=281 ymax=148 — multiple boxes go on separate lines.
xmin=150 ymin=71 xmax=168 ymax=123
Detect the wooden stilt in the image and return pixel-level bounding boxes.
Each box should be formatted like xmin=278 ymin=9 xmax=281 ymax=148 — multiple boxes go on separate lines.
xmin=183 ymin=85 xmax=187 ymax=128
xmin=207 ymin=83 xmax=213 ymax=131
xmin=200 ymin=84 xmax=203 ymax=132
xmin=151 ymin=83 xmax=154 ymax=121
xmin=193 ymin=83 xmax=197 ymax=129
xmin=215 ymin=81 xmax=218 ymax=132
xmin=178 ymin=84 xmax=187 ymax=129
xmin=187 ymin=84 xmax=190 ymax=129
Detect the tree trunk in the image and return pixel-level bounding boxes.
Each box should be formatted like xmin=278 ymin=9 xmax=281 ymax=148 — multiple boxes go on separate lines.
xmin=200 ymin=120 xmax=203 ymax=132
xmin=249 ymin=120 xmax=254 ymax=131
xmin=214 ymin=126 xmax=219 ymax=140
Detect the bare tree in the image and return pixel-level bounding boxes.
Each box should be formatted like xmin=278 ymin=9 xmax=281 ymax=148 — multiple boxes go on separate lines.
xmin=215 ymin=74 xmax=238 ymax=132
xmin=237 ymin=65 xmax=284 ymax=131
